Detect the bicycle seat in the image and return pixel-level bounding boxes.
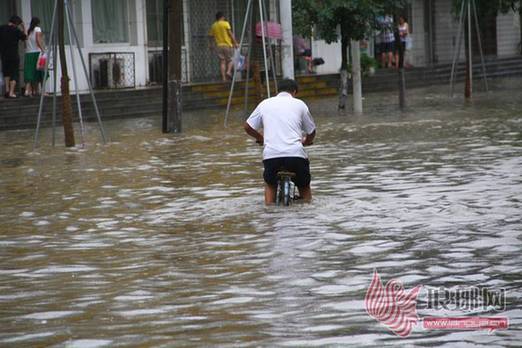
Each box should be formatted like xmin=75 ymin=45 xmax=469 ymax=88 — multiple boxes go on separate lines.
xmin=277 ymin=171 xmax=296 ymax=178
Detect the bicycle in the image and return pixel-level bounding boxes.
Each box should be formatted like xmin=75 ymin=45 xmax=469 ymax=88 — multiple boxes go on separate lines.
xmin=275 ymin=171 xmax=297 ymax=206
xmin=256 ymin=139 xmax=312 ymax=206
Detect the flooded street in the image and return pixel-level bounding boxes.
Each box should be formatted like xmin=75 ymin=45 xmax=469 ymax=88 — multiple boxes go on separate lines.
xmin=0 ymin=80 xmax=521 ymax=347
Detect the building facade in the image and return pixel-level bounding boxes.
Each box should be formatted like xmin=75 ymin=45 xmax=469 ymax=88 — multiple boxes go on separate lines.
xmin=312 ymin=0 xmax=521 ymax=75
xmin=1 ymin=0 xmax=278 ymax=92
xmin=1 ymin=0 xmax=520 ymax=93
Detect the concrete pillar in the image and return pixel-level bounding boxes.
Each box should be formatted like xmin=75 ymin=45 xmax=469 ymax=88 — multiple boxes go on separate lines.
xmin=279 ymin=0 xmax=294 ymax=79
xmin=351 ymin=40 xmax=362 ymax=115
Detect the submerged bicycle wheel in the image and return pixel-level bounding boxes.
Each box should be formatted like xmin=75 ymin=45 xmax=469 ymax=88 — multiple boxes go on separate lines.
xmin=283 ymin=178 xmax=291 ymax=206
xmin=276 ymin=171 xmax=296 ymax=206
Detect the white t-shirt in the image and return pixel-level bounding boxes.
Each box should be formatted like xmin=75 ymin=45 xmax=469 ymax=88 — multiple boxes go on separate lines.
xmin=246 ymin=92 xmax=316 ymax=160
xmin=26 ymin=26 xmax=42 ymax=53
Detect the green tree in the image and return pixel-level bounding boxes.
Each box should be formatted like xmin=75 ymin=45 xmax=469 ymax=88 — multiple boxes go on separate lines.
xmin=292 ymin=0 xmax=407 ymax=109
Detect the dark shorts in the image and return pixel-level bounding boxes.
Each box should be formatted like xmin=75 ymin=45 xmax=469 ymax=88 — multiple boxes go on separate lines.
xmin=379 ymin=42 xmax=395 ymax=53
xmin=1 ymin=56 xmax=20 ymax=81
xmin=263 ymin=157 xmax=311 ymax=188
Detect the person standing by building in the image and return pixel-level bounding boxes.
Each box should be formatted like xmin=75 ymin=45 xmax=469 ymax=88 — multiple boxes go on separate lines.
xmin=0 ymin=16 xmax=27 ymax=98
xmin=378 ymin=15 xmax=395 ymax=69
xmin=293 ymin=35 xmax=313 ymax=74
xmin=208 ymin=11 xmax=238 ymax=82
xmin=396 ymin=15 xmax=410 ymax=69
xmin=23 ymin=17 xmax=45 ymax=97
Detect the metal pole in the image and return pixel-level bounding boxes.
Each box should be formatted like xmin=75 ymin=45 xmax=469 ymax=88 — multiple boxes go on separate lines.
xmin=449 ymin=0 xmax=466 ymax=97
xmin=258 ymin=0 xmax=270 ymax=98
xmin=243 ymin=3 xmax=255 ymax=117
xmin=471 ymin=0 xmax=488 ymax=91
xmin=261 ymin=0 xmax=278 ymax=93
xmin=65 ymin=0 xmax=85 ymax=147
xmin=467 ymin=0 xmax=473 ymax=97
xmin=225 ymin=0 xmax=253 ymax=127
xmin=66 ymin=0 xmax=107 ymax=143
xmin=52 ymin=33 xmax=58 ymax=146
xmin=34 ymin=0 xmax=58 ymax=149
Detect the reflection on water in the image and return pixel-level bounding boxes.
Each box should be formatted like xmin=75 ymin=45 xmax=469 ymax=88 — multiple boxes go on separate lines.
xmin=0 ymin=80 xmax=521 ymax=347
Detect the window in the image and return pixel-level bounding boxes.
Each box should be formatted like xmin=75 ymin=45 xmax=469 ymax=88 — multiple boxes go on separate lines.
xmin=92 ymin=0 xmax=129 ymax=43
xmin=146 ymin=0 xmax=163 ymax=46
xmin=31 ymin=0 xmax=69 ymax=44
xmin=146 ymin=0 xmax=184 ymax=47
xmin=31 ymin=0 xmax=55 ymax=41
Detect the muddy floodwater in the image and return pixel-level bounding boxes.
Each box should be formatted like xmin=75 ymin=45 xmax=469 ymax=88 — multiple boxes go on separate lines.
xmin=0 ymin=80 xmax=521 ymax=347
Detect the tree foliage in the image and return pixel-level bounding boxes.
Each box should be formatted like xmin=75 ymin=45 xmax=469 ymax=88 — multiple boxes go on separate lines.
xmin=292 ymin=0 xmax=408 ymax=44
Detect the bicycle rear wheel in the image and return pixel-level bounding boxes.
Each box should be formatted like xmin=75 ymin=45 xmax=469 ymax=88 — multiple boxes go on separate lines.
xmin=283 ymin=177 xmax=291 ymax=206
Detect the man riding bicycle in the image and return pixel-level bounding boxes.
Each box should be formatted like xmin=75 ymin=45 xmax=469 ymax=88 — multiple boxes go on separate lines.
xmin=244 ymin=79 xmax=316 ymax=205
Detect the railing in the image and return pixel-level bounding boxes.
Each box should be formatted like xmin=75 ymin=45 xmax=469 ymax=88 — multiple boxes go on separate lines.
xmin=89 ymin=52 xmax=135 ymax=89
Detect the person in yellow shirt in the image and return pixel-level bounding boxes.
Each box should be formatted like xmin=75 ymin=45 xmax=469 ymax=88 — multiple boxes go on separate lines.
xmin=208 ymin=12 xmax=238 ymax=81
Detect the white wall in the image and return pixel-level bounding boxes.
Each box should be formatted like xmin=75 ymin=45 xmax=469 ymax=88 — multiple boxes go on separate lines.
xmin=21 ymin=0 xmax=149 ymax=94
xmin=497 ymin=11 xmax=520 ymax=57
xmin=311 ymin=39 xmax=342 ymax=74
xmin=433 ymin=0 xmax=457 ymax=64
xmin=408 ymin=0 xmax=427 ymax=67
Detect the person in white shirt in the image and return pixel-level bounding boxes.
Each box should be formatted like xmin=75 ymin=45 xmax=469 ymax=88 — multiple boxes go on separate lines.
xmin=23 ymin=17 xmax=45 ymax=96
xmin=244 ymin=79 xmax=316 ymax=205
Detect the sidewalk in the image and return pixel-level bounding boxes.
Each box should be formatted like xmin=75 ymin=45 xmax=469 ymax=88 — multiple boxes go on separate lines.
xmin=1 ymin=56 xmax=522 ymax=131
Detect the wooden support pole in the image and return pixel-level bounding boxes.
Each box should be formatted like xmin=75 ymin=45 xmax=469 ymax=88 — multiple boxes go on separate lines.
xmin=58 ymin=0 xmax=75 ymax=147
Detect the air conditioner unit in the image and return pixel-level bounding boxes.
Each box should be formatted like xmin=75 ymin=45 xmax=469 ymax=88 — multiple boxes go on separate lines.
xmin=95 ymin=57 xmax=125 ymax=88
xmin=149 ymin=53 xmax=163 ymax=84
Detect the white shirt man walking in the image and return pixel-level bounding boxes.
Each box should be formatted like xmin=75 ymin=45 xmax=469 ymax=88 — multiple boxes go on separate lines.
xmin=244 ymin=79 xmax=316 ymax=205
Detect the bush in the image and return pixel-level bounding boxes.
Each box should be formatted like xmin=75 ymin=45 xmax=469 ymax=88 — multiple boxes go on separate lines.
xmin=360 ymin=53 xmax=378 ymax=75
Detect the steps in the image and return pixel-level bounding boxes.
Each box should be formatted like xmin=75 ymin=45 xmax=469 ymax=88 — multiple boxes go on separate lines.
xmin=1 ymin=56 xmax=521 ymax=130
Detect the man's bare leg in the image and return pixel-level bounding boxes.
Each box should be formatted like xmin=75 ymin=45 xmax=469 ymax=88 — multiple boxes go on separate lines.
xmin=9 ymin=80 xmax=16 ymax=97
xmin=298 ymin=186 xmax=312 ymax=203
xmin=264 ymin=184 xmax=277 ymax=205
xmin=220 ymin=59 xmax=227 ymax=81
xmin=388 ymin=51 xmax=394 ymax=68
xmin=226 ymin=60 xmax=234 ymax=78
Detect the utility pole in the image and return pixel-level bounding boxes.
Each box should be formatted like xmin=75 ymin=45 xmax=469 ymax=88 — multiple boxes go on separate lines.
xmin=351 ymin=40 xmax=362 ymax=115
xmin=58 ymin=0 xmax=75 ymax=146
xmin=465 ymin=0 xmax=472 ymax=99
xmin=398 ymin=38 xmax=406 ymax=109
xmin=251 ymin=0 xmax=263 ymax=103
xmin=280 ymin=0 xmax=294 ymax=79
xmin=162 ymin=0 xmax=182 ymax=133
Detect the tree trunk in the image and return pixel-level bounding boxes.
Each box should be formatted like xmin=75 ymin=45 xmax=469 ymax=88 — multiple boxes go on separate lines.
xmin=58 ymin=0 xmax=75 ymax=147
xmin=338 ymin=30 xmax=349 ymax=110
xmin=351 ymin=40 xmax=362 ymax=114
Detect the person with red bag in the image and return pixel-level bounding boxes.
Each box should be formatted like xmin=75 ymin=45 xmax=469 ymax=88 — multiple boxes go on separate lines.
xmin=23 ymin=17 xmax=45 ymax=97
